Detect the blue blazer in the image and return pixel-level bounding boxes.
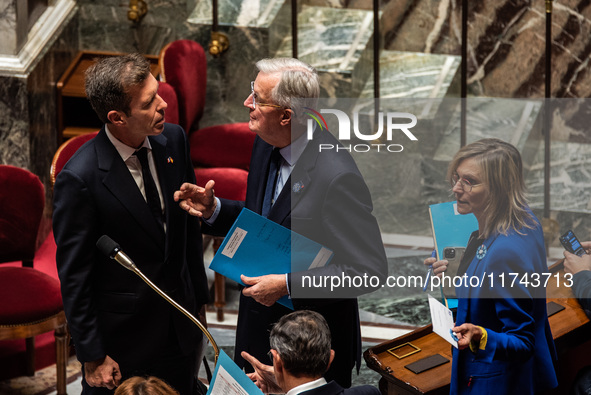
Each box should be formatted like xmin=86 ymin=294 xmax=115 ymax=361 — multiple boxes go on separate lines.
xmin=451 ymin=215 xmax=558 ymax=394
xmin=204 ymin=131 xmax=388 ymax=386
xmin=53 ymin=124 xmax=208 ymax=370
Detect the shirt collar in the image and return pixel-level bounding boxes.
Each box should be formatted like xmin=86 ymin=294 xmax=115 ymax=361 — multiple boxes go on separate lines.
xmin=279 ymin=131 xmax=309 ymax=167
xmin=105 ymin=124 xmax=152 ymax=161
xmin=286 ymin=378 xmax=327 ymax=395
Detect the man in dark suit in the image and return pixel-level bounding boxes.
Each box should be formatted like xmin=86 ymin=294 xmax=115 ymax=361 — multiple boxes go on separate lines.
xmin=242 ymin=310 xmax=380 ymax=395
xmin=53 ymin=54 xmax=208 ymax=394
xmin=174 ymin=58 xmax=387 ymax=387
xmin=564 ymin=241 xmax=591 ymax=394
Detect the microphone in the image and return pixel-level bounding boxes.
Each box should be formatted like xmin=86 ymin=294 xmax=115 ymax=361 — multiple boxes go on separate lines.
xmin=96 ymin=235 xmax=136 ymax=271
xmin=96 ymin=235 xmax=220 ymax=364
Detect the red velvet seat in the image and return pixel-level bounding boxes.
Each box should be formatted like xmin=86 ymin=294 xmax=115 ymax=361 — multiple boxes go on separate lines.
xmin=158 ymin=80 xmax=179 ymax=126
xmin=0 ymin=267 xmax=63 ymax=323
xmin=159 ymin=39 xmax=256 ymax=320
xmin=50 ymin=131 xmax=99 ymax=186
xmin=0 ymin=165 xmax=68 ymax=395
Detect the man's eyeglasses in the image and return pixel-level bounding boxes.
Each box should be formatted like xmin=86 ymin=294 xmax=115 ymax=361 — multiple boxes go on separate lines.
xmin=451 ymin=174 xmax=482 ymax=192
xmin=251 ymin=81 xmax=282 ymax=109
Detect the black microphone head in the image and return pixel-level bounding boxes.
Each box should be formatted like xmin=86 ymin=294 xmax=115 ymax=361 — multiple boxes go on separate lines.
xmin=96 ymin=235 xmax=120 ymax=259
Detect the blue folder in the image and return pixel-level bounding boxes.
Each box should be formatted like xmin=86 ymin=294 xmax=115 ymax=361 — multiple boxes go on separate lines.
xmin=429 ymin=201 xmax=478 ymax=260
xmin=210 ymin=208 xmax=334 ymax=309
xmin=206 ymin=349 xmax=264 ymax=395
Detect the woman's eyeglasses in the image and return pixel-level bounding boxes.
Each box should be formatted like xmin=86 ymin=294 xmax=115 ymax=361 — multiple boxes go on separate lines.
xmin=451 ymin=174 xmax=482 ymax=192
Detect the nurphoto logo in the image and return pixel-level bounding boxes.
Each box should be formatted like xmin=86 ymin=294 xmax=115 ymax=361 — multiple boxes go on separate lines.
xmin=305 ymin=108 xmax=418 ymax=153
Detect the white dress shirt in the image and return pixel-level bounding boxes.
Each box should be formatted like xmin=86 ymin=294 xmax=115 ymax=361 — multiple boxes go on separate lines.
xmin=105 ymin=125 xmax=166 ymax=231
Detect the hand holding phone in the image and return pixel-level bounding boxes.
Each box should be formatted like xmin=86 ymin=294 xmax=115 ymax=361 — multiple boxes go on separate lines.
xmin=559 ymin=230 xmax=587 ymax=257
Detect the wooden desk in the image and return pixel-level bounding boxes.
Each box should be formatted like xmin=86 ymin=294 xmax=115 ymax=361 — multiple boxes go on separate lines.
xmin=364 ymin=261 xmax=590 ymax=394
xmin=56 ymin=51 xmax=160 ymax=140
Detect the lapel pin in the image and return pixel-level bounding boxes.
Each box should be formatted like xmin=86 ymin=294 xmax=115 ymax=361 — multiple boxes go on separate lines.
xmin=292 ymin=181 xmax=304 ymax=193
xmin=167 ymin=157 xmax=174 ymax=164
xmin=476 ymin=244 xmax=487 ymax=260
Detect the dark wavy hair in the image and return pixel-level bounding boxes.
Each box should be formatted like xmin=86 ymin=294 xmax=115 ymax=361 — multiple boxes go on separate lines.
xmin=84 ymin=53 xmax=151 ymax=123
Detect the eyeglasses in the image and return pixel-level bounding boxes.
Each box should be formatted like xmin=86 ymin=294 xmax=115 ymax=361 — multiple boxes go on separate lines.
xmin=451 ymin=174 xmax=482 ymax=192
xmin=251 ymin=81 xmax=282 ymax=109
xmin=267 ymin=350 xmax=274 ymax=364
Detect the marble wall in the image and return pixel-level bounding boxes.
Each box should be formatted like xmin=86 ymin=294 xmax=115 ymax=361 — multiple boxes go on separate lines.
xmin=0 ymin=5 xmax=78 ymax=240
xmin=3 ymin=0 xmax=591 ymax=244
xmin=0 ymin=0 xmax=26 ymax=55
xmin=382 ymin=0 xmax=591 ymax=99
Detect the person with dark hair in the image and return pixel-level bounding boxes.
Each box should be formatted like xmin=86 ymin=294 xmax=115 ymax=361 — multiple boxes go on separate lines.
xmin=563 ymin=242 xmax=591 ymax=394
xmin=424 ymin=138 xmax=557 ymax=394
xmin=563 ymin=241 xmax=591 ymax=313
xmin=53 ymin=54 xmax=208 ymax=394
xmin=114 ymin=376 xmax=179 ymax=395
xmin=174 ymin=58 xmax=387 ymax=388
xmin=242 ymin=310 xmax=380 ymax=394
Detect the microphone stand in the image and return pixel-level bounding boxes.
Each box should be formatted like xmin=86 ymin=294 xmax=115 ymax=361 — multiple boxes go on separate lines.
xmin=97 ymin=235 xmax=220 ymax=365
xmin=125 ymin=264 xmax=220 ymax=365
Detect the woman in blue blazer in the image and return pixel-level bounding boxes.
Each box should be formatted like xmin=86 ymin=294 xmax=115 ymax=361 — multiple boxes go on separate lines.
xmin=426 ymin=138 xmax=558 ymax=394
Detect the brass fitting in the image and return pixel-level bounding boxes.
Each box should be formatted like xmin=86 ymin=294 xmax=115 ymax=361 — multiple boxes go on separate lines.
xmin=128 ymin=0 xmax=148 ymax=23
xmin=209 ymin=31 xmax=229 ymax=57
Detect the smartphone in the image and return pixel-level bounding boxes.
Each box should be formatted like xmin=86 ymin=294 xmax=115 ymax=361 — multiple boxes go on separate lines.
xmin=560 ymin=230 xmax=587 ymax=256
xmin=442 ymin=247 xmax=465 ymax=298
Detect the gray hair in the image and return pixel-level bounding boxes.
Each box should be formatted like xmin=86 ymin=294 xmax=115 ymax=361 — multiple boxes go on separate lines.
xmin=255 ymin=58 xmax=319 ymax=123
xmin=269 ymin=310 xmax=331 ymax=378
xmin=85 ymin=53 xmax=151 ymax=123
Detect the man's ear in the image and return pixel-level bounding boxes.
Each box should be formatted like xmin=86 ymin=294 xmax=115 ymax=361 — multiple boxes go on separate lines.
xmin=326 ymin=350 xmax=335 ymax=372
xmin=280 ymin=109 xmax=293 ymax=126
xmin=107 ymin=110 xmax=126 ymax=125
xmin=273 ymin=350 xmax=284 ymax=374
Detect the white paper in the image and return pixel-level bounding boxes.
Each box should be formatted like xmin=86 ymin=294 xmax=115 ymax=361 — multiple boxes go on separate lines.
xmin=209 ymin=365 xmax=250 ymax=395
xmin=221 ymin=227 xmax=247 ymax=259
xmin=428 ymin=294 xmax=458 ymax=348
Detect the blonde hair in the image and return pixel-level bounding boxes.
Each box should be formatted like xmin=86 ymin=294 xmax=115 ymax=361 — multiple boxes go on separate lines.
xmin=114 ymin=376 xmax=179 ymax=395
xmin=447 ymin=138 xmax=536 ymax=239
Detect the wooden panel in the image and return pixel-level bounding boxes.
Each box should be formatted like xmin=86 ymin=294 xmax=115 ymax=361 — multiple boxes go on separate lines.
xmin=57 ymin=51 xmax=160 ymax=140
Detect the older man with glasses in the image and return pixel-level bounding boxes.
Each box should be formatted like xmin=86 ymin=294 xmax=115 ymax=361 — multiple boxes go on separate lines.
xmin=175 ymin=57 xmax=387 ymax=388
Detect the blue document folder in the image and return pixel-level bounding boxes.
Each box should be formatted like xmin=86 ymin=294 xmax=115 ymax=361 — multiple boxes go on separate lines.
xmin=210 ymin=208 xmax=334 ymax=309
xmin=429 ymin=201 xmax=478 ymax=259
xmin=206 ymin=349 xmax=264 ymax=395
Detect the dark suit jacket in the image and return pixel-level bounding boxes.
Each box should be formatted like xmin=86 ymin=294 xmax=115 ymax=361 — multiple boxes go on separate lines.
xmin=573 ymin=270 xmax=591 ymax=314
xmin=53 ymin=124 xmax=208 ymax=371
xmin=299 ymin=381 xmax=381 ymax=395
xmin=205 ymin=131 xmax=387 ymax=385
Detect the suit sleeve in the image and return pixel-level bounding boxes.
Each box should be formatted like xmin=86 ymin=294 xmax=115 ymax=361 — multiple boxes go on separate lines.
xmin=53 ymin=169 xmax=105 ymax=363
xmin=200 ymin=198 xmax=245 ymax=237
xmin=290 ymin=170 xmax=388 ymax=301
xmin=180 ymin=129 xmax=210 ymax=308
xmin=573 ymin=270 xmax=591 ymax=313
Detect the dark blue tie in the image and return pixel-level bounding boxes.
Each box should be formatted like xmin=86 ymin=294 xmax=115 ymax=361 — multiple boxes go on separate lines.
xmin=262 ymin=148 xmax=281 ymax=218
xmin=136 ymin=147 xmax=164 ymax=228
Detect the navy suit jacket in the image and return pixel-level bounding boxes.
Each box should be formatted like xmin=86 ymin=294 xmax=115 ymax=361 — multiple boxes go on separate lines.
xmin=205 ymin=130 xmax=387 ymax=385
xmin=53 ymin=124 xmax=208 ymax=371
xmin=573 ymin=270 xmax=591 ymax=314
xmin=299 ymin=381 xmax=381 ymax=395
xmin=451 ymin=215 xmax=557 ymax=394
